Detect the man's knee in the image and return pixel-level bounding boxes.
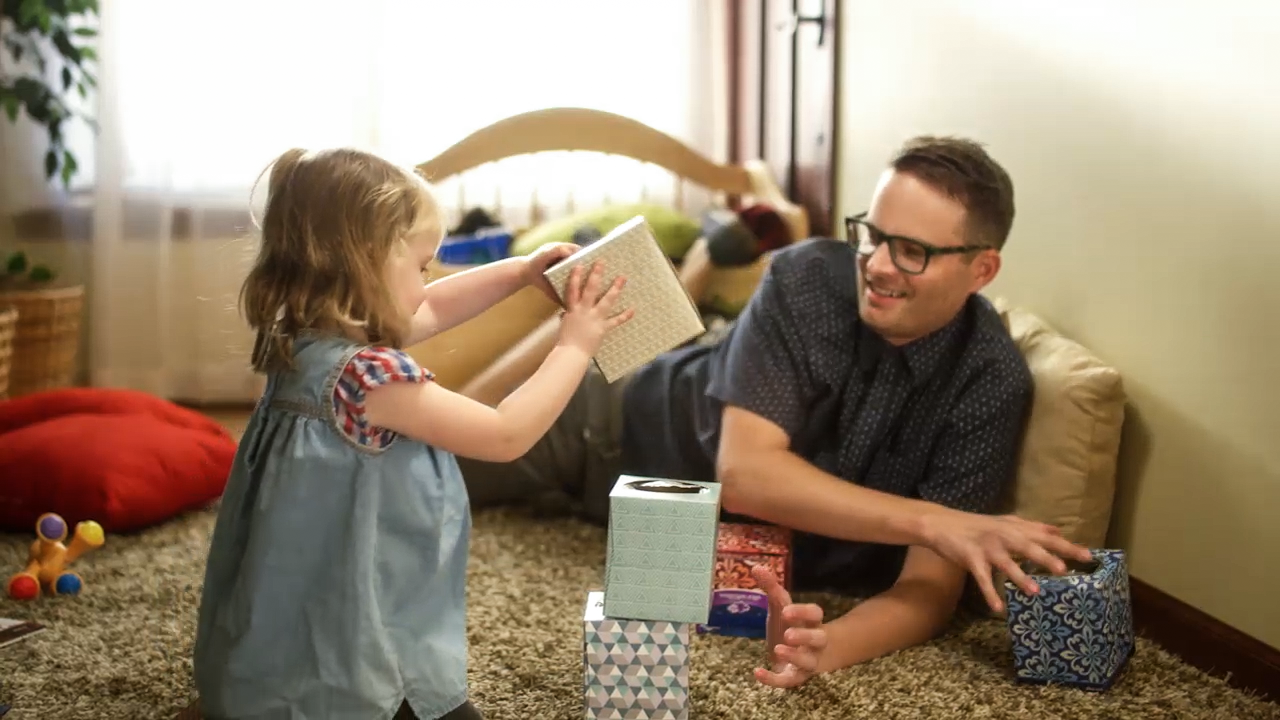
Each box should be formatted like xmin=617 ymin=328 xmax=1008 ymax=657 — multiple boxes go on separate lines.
xmin=455 ymin=376 xmax=594 ymax=514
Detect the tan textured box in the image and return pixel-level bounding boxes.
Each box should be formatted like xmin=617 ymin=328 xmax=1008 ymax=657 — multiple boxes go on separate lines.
xmin=542 ymin=215 xmax=705 ymax=383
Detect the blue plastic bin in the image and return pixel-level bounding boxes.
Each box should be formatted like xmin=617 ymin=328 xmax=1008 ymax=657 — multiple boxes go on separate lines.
xmin=437 ymin=228 xmax=513 ymax=265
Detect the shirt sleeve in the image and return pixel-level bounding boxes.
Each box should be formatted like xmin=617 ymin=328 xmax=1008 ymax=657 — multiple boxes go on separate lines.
xmin=333 ymin=347 xmax=434 ymax=447
xmin=916 ymin=361 xmax=1033 ymax=514
xmin=704 ymin=255 xmax=818 ymax=440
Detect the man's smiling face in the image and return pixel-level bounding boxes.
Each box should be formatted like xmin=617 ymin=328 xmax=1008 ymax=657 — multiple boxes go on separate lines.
xmin=855 ymin=169 xmax=1001 ymax=346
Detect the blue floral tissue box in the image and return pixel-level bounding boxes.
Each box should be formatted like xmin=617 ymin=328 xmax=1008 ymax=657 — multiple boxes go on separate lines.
xmin=1005 ymin=548 xmax=1135 ymax=691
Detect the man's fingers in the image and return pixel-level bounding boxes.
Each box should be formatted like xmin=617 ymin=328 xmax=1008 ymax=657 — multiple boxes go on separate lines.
xmin=997 ymin=555 xmax=1038 ymax=597
xmin=775 ymin=644 xmax=821 ymax=673
xmin=751 ymin=564 xmax=791 ymax=608
xmin=1049 ymin=536 xmax=1095 ymax=564
xmin=782 ymin=604 xmax=824 ymax=629
xmin=969 ymin=554 xmax=1003 ymax=614
xmin=783 ymin=626 xmax=827 ymax=650
xmin=753 ymin=665 xmax=804 ymax=689
xmin=1019 ymin=541 xmax=1069 ymax=577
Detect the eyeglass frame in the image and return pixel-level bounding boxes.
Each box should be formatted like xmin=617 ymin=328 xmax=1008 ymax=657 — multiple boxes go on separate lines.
xmin=844 ymin=212 xmax=992 ymax=276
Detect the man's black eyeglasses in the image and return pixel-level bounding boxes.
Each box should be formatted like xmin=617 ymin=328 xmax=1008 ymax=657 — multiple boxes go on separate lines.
xmin=845 ymin=212 xmax=990 ymax=275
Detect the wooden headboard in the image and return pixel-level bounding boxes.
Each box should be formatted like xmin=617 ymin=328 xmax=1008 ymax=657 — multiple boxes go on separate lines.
xmin=416 ymin=106 xmax=809 ymax=241
xmin=405 ymin=107 xmax=810 ymax=390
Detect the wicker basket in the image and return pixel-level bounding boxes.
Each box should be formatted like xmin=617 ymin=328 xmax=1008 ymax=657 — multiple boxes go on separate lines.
xmin=0 ymin=284 xmax=84 ymax=397
xmin=0 ymin=304 xmax=16 ymax=400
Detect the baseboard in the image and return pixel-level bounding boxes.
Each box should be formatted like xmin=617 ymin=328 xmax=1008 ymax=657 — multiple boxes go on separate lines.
xmin=1131 ymin=577 xmax=1280 ymax=703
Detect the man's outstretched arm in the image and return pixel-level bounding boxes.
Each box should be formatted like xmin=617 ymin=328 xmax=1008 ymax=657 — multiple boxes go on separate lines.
xmin=716 ymin=403 xmax=1078 ymax=613
xmin=814 ymin=546 xmax=965 ymax=672
xmin=751 ymin=548 xmax=964 ymax=687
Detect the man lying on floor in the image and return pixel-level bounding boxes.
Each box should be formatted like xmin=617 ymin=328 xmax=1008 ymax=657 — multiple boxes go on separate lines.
xmin=454 ymin=134 xmax=1094 ymax=689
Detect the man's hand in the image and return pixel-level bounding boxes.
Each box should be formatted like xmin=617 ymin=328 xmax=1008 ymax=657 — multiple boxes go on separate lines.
xmin=521 ymin=242 xmax=581 ymax=304
xmin=752 ymin=565 xmax=827 ymax=689
xmin=920 ymin=508 xmax=1095 ymax=614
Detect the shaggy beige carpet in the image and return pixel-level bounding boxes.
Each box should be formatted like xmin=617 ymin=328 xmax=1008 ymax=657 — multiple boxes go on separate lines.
xmin=0 ymin=505 xmax=1277 ymax=720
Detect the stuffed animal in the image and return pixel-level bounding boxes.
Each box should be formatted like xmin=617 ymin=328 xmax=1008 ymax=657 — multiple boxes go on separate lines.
xmin=6 ymin=513 xmax=105 ymax=600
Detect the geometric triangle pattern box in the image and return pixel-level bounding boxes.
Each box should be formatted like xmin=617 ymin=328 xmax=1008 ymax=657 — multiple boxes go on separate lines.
xmin=584 ymin=591 xmax=690 ymax=720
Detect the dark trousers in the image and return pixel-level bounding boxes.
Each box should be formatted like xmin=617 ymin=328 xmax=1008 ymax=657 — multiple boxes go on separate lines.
xmin=455 ymin=366 xmax=629 ymax=526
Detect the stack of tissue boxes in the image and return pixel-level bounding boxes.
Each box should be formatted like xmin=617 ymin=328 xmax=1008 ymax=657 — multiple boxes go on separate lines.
xmin=582 ymin=476 xmax=722 ymax=720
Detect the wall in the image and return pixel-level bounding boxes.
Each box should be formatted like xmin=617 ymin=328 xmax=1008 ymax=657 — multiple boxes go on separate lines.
xmin=836 ymin=1 xmax=1279 ymax=648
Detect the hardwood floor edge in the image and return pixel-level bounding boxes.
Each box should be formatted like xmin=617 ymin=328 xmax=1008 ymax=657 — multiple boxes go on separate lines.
xmin=1131 ymin=576 xmax=1279 ymax=704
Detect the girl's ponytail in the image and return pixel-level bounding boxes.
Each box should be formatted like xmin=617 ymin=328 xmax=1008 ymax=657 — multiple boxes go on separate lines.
xmin=267 ymin=148 xmax=309 ymax=200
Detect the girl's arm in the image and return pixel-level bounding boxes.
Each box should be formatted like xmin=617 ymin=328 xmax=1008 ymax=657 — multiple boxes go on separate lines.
xmin=406 ymin=243 xmax=580 ymax=346
xmin=367 ymin=262 xmax=629 ymax=462
xmin=405 ymin=258 xmax=527 ymax=346
xmin=362 ymin=341 xmax=592 ymax=462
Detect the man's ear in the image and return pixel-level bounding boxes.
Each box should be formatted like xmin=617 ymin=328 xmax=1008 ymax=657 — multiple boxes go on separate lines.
xmin=968 ymin=249 xmax=1001 ymax=291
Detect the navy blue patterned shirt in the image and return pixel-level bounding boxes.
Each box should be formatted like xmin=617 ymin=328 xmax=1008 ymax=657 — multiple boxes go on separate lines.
xmin=620 ymin=238 xmax=1034 ymax=594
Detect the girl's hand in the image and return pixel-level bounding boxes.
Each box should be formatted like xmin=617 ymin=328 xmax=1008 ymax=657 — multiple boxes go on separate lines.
xmin=557 ymin=261 xmax=633 ymax=356
xmin=523 ymin=242 xmax=581 ymax=304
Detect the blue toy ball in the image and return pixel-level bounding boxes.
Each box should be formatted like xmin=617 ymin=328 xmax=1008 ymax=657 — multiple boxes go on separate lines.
xmin=54 ymin=573 xmax=82 ymax=596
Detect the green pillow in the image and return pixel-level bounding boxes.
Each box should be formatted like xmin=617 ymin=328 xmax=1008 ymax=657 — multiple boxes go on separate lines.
xmin=510 ymin=203 xmax=701 ymax=260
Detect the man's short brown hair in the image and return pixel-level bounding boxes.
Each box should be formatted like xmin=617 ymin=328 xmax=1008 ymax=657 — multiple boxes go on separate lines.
xmin=889 ymin=136 xmax=1015 ymax=250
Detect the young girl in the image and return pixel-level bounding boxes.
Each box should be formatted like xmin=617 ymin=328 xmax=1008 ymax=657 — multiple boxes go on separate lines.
xmin=193 ymin=147 xmax=632 ymax=720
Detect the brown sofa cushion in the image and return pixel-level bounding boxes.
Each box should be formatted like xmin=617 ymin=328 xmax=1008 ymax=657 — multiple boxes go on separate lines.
xmin=989 ymin=296 xmax=1127 ymax=550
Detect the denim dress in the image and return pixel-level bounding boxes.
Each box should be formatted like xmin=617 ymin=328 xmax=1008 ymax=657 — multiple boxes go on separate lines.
xmin=194 ymin=334 xmax=471 ymax=720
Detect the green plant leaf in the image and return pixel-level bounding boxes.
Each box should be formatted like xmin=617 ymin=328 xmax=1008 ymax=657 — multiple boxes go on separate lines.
xmin=44 ymin=148 xmax=58 ymax=179
xmin=60 ymin=149 xmax=77 ymax=186
xmin=6 ymin=251 xmax=29 ymax=275
xmin=28 ymin=265 xmax=55 ymax=282
xmin=1 ymin=94 xmax=19 ymax=123
xmin=18 ymin=0 xmax=44 ymax=26
xmin=74 ymin=26 xmax=96 ymax=37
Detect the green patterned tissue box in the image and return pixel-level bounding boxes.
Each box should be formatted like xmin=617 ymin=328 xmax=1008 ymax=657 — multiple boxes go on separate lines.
xmin=583 ymin=590 xmax=690 ymax=720
xmin=604 ymin=476 xmax=721 ymax=624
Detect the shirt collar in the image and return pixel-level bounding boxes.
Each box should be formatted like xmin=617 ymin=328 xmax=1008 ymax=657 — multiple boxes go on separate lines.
xmin=855 ymin=302 xmax=968 ymax=385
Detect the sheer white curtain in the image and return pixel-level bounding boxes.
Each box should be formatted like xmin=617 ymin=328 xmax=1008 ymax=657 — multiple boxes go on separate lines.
xmin=60 ymin=0 xmax=722 ymax=403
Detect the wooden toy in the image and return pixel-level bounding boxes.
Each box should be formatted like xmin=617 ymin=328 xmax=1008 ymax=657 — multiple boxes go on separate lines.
xmin=6 ymin=513 xmax=105 ymax=600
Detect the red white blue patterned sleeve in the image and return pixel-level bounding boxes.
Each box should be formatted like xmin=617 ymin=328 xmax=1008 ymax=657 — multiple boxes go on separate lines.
xmin=333 ymin=347 xmax=434 ymax=448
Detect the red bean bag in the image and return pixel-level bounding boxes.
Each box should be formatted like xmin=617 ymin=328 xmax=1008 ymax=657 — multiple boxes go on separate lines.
xmin=0 ymin=387 xmax=236 ymax=533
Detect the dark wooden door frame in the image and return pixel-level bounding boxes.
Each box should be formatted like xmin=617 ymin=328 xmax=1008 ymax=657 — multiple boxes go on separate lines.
xmin=726 ymin=0 xmax=839 ymax=238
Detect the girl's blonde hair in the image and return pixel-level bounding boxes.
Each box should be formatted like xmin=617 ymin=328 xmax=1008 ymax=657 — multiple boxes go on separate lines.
xmin=240 ymin=147 xmax=441 ymax=373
